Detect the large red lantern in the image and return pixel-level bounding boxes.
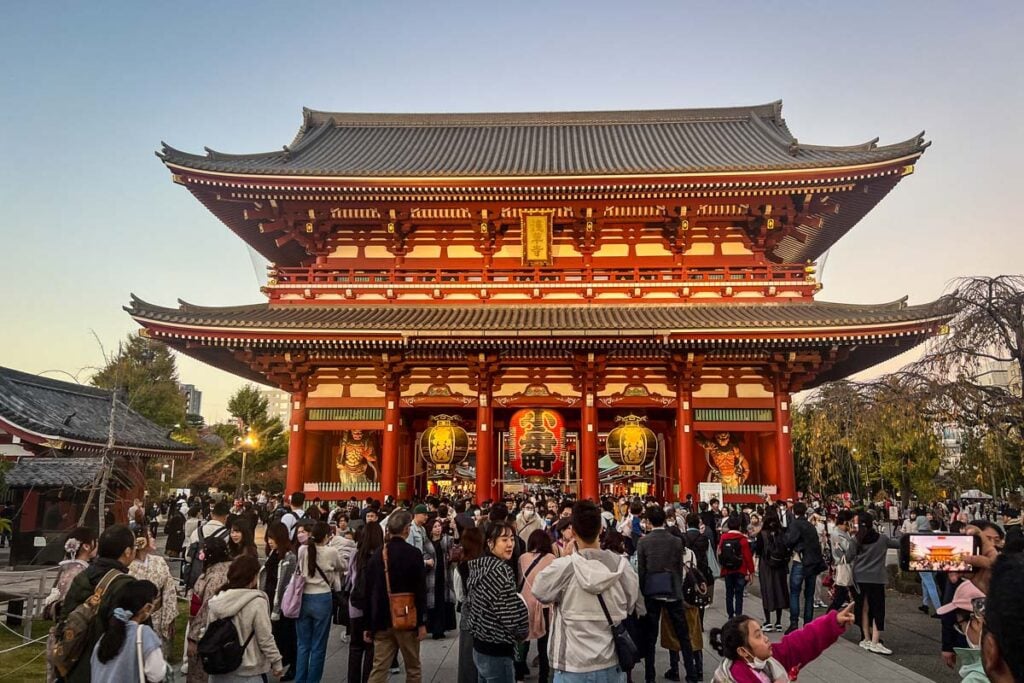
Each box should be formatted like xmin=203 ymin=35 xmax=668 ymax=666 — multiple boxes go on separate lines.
xmin=606 ymin=414 xmax=657 ymax=475
xmin=508 ymin=408 xmax=565 ymax=478
xmin=418 ymin=415 xmax=470 ymax=476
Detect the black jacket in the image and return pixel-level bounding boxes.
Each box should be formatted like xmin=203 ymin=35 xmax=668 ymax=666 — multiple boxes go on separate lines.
xmin=365 ymin=538 xmax=427 ymax=633
xmin=60 ymin=558 xmax=132 ymax=683
xmin=636 ymin=527 xmax=685 ymax=601
xmin=783 ymin=517 xmax=825 ymax=572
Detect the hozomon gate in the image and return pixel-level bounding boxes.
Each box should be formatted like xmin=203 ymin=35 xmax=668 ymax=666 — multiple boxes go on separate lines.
xmin=129 ymin=102 xmax=953 ymax=504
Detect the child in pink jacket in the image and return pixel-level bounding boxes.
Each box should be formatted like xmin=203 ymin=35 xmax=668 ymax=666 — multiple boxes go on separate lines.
xmin=709 ymin=604 xmax=856 ymax=682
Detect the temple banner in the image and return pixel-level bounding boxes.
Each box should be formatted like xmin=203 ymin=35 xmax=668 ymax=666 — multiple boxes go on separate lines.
xmin=520 ymin=210 xmax=554 ymax=266
xmin=508 ymin=408 xmax=565 ymax=478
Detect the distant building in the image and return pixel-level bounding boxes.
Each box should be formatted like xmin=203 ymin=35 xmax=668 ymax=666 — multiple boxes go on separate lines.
xmin=259 ymin=388 xmax=291 ymax=425
xmin=976 ymin=358 xmax=1023 ymax=397
xmin=179 ymin=383 xmax=203 ymax=417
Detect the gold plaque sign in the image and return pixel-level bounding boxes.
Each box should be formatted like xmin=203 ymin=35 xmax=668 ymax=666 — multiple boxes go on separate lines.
xmin=521 ymin=210 xmax=554 ymax=266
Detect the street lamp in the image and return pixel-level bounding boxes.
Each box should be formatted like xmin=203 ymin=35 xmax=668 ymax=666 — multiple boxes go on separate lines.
xmin=236 ymin=428 xmax=259 ymax=497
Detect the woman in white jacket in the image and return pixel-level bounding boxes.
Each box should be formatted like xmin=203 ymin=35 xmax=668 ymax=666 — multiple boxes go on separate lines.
xmin=206 ymin=555 xmax=284 ymax=682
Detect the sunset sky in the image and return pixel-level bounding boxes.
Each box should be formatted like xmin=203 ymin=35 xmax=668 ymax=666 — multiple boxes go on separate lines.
xmin=2 ymin=1 xmax=1021 ymax=422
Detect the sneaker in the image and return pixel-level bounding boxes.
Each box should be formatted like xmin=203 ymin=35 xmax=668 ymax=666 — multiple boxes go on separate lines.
xmin=814 ymin=600 xmax=827 ymax=609
xmin=869 ymin=642 xmax=893 ymax=656
xmin=918 ymin=604 xmax=930 ymax=614
xmin=761 ymin=623 xmax=774 ymax=633
xmin=773 ymin=623 xmax=782 ymax=633
xmin=664 ymin=670 xmax=681 ymax=681
xmin=859 ymin=640 xmax=872 ymax=650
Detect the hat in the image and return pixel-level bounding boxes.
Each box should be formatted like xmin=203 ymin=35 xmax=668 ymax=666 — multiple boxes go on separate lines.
xmin=936 ymin=580 xmax=985 ymax=615
xmin=413 ymin=504 xmax=429 ymax=514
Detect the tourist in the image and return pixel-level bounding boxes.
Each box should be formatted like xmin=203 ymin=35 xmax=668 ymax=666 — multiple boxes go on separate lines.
xmin=467 ymin=520 xmax=531 ymax=683
xmin=826 ymin=510 xmax=855 ymax=612
xmin=515 ymin=500 xmax=543 ymax=543
xmin=190 ymin=499 xmax=230 ymax=543
xmin=424 ymin=517 xmax=456 ymax=639
xmin=348 ymin=523 xmax=385 ymax=683
xmin=263 ymin=521 xmax=298 ymax=680
xmin=978 ymin=553 xmax=1024 ymax=682
xmin=44 ymin=527 xmax=96 ymax=683
xmin=183 ymin=505 xmax=202 ymax=544
xmin=718 ymin=516 xmax=755 ymax=620
xmin=782 ymin=502 xmax=826 ymax=633
xmin=227 ymin=518 xmax=259 ymax=559
xmin=516 ymin=529 xmax=556 ymax=683
xmin=90 ymin=579 xmax=168 ymax=682
xmin=57 ymin=524 xmax=137 ymax=683
xmin=455 ymin=527 xmax=485 ymax=683
xmin=206 ymin=555 xmax=285 ymax=681
xmin=553 ymin=517 xmax=575 ymax=556
xmin=849 ymin=512 xmax=900 ymax=655
xmin=709 ymin=604 xmax=856 ymax=681
xmin=408 ymin=504 xmax=429 ymax=553
xmin=129 ymin=530 xmax=179 ymax=656
xmin=533 ymin=500 xmax=641 ymax=683
xmin=164 ymin=504 xmax=186 ymax=558
xmin=935 ymin=579 xmax=986 ymax=681
xmin=752 ymin=507 xmax=789 ymax=633
xmin=365 ymin=510 xmax=428 ymax=683
xmin=639 ymin=504 xmax=698 ymax=683
xmin=683 ymin=512 xmax=716 ymax=617
xmin=295 ymin=520 xmax=343 ymax=683
xmin=186 ymin=537 xmax=231 ymax=683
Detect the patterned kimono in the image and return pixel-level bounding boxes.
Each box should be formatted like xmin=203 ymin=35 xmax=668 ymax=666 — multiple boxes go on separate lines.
xmin=186 ymin=560 xmax=231 ymax=683
xmin=45 ymin=559 xmax=88 ymax=683
xmin=129 ymin=553 xmax=180 ymax=644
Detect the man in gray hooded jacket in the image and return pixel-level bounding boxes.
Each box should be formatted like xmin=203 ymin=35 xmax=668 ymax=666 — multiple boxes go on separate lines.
xmin=532 ymin=501 xmax=642 ymax=683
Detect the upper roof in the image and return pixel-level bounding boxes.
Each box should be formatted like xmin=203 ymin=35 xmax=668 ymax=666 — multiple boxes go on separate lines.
xmin=159 ymin=101 xmax=927 ymax=179
xmin=0 ymin=366 xmax=194 ymax=455
xmin=127 ymin=296 xmax=952 ymax=336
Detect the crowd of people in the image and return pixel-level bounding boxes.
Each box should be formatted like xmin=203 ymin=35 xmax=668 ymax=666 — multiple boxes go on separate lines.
xmin=36 ymin=488 xmax=1024 ymax=683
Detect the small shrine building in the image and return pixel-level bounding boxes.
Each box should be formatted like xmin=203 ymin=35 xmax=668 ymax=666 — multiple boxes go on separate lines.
xmin=129 ymin=102 xmax=952 ymax=504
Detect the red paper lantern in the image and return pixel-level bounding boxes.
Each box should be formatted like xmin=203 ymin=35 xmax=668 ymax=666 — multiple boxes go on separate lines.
xmin=508 ymin=408 xmax=565 ymax=478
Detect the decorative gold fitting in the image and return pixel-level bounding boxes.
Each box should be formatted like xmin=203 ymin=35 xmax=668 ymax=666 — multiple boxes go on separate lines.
xmin=901 ymin=165 xmax=915 ymax=176
xmin=387 ymin=222 xmax=395 ymax=233
xmin=480 ymin=222 xmax=488 ymax=233
xmin=305 ymin=222 xmax=314 ymax=233
xmin=766 ymin=218 xmax=776 ymax=230
xmin=680 ymin=219 xmax=689 ymax=231
xmin=586 ymin=220 xmax=593 ymax=232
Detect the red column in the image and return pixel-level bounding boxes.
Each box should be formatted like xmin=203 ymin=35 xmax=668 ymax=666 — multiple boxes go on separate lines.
xmin=676 ymin=386 xmax=695 ymax=502
xmin=286 ymin=391 xmax=306 ymax=496
xmin=381 ymin=388 xmax=400 ymax=501
xmin=774 ymin=387 xmax=796 ymax=500
xmin=475 ymin=387 xmax=493 ymax=504
xmin=580 ymin=386 xmax=599 ymax=501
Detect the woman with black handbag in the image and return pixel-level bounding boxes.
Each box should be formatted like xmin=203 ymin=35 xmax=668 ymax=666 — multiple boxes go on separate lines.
xmin=347 ymin=524 xmax=384 ymax=683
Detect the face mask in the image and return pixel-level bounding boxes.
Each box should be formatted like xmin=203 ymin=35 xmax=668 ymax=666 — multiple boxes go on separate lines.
xmin=523 ymin=509 xmax=535 ymax=519
xmin=666 ymin=519 xmax=677 ymax=527
xmin=747 ymin=656 xmax=770 ymax=671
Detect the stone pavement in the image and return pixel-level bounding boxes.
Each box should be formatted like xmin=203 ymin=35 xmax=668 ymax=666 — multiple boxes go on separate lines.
xmin=318 ymin=587 xmax=934 ymax=683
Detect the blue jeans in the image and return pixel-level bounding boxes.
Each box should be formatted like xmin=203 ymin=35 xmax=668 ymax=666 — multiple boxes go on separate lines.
xmin=789 ymin=562 xmax=820 ymax=627
xmin=473 ymin=650 xmax=515 ymax=683
xmin=724 ymin=573 xmax=746 ymax=618
xmin=554 ymin=665 xmax=626 ymax=683
xmin=920 ymin=572 xmax=941 ymax=610
xmin=295 ymin=592 xmax=332 ymax=683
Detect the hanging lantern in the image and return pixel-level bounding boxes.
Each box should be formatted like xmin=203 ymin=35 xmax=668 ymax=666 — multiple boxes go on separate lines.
xmin=418 ymin=415 xmax=470 ymax=476
xmin=606 ymin=414 xmax=657 ymax=475
xmin=508 ymin=408 xmax=565 ymax=478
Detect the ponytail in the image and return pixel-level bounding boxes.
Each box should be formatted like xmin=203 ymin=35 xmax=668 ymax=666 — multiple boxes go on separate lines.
xmin=306 ymin=521 xmax=329 ymax=578
xmin=708 ymin=615 xmax=754 ymax=660
xmin=96 ymin=580 xmax=158 ymax=664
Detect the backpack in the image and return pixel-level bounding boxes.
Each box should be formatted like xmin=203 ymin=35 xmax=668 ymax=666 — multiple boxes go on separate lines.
xmin=185 ymin=524 xmax=229 ymax=590
xmin=196 ymin=600 xmax=258 ymax=675
xmin=349 ymin=563 xmax=368 ymax=611
xmin=764 ymin=533 xmax=790 ymax=569
xmin=682 ymin=556 xmax=711 ymax=608
xmin=49 ymin=570 xmax=128 ymax=677
xmin=720 ymin=537 xmax=744 ymax=571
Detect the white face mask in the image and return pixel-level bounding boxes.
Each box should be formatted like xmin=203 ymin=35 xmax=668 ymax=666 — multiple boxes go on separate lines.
xmin=523 ymin=509 xmax=535 ymax=520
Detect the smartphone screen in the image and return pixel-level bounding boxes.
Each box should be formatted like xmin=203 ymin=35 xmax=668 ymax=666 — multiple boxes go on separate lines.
xmin=906 ymin=533 xmax=980 ymax=571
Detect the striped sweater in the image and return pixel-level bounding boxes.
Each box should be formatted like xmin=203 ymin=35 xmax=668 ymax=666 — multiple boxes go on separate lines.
xmin=466 ymin=554 xmax=529 ymax=656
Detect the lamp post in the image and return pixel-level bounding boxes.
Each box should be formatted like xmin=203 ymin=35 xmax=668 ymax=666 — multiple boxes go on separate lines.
xmin=237 ymin=428 xmax=259 ymax=498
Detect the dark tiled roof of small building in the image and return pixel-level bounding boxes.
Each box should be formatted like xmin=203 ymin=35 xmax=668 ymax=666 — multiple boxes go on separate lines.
xmin=158 ymin=102 xmax=927 ymax=178
xmin=5 ymin=457 xmax=105 ymax=488
xmin=126 ymin=296 xmax=953 ymax=335
xmin=0 ymin=367 xmax=194 ymax=453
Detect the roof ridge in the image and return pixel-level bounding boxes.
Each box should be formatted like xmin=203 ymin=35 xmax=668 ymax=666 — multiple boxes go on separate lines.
xmin=0 ymin=366 xmax=112 ymax=399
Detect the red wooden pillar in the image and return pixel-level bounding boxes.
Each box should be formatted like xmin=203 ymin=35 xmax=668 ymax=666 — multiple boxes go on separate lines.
xmin=774 ymin=385 xmax=796 ymax=500
xmin=676 ymin=385 xmax=696 ymax=502
xmin=286 ymin=391 xmax=306 ymax=496
xmin=476 ymin=385 xmax=493 ymax=504
xmin=381 ymin=387 xmax=400 ymax=500
xmin=580 ymin=385 xmax=599 ymax=501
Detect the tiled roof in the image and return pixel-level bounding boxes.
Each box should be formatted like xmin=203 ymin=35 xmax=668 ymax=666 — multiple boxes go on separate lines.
xmin=5 ymin=457 xmax=105 ymax=488
xmin=159 ymin=102 xmax=927 ymax=178
xmin=126 ymin=297 xmax=953 ymax=336
xmin=0 ymin=367 xmax=194 ymax=454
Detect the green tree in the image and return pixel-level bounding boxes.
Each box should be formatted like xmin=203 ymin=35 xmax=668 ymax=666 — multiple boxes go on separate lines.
xmin=224 ymin=385 xmax=289 ymax=491
xmin=91 ymin=334 xmax=186 ymax=428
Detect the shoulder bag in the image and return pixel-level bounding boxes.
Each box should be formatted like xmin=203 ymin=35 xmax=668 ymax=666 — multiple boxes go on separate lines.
xmin=596 ymin=592 xmax=639 ymax=672
xmin=384 ymin=545 xmax=418 ymax=630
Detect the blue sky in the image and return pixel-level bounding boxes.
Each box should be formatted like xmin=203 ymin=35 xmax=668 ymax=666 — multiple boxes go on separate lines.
xmin=2 ymin=1 xmax=1021 ymax=421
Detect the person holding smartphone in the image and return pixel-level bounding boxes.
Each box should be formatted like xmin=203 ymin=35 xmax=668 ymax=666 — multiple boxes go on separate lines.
xmin=849 ymin=512 xmax=901 ymax=655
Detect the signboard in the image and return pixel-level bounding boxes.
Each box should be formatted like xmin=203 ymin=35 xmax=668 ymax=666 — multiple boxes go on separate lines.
xmin=761 ymin=485 xmax=778 ymax=496
xmin=698 ymin=482 xmax=723 ymax=504
xmin=521 ymin=210 xmax=554 ymax=266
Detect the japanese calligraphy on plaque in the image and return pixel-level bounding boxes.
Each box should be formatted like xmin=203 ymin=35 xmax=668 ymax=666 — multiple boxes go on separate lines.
xmin=520 ymin=210 xmax=554 ymax=266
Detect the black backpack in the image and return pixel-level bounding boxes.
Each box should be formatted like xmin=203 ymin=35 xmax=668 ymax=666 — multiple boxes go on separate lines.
xmin=184 ymin=524 xmax=229 ymax=590
xmin=720 ymin=537 xmax=744 ymax=571
xmin=197 ymin=611 xmax=256 ymax=675
xmin=764 ymin=533 xmax=790 ymax=569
